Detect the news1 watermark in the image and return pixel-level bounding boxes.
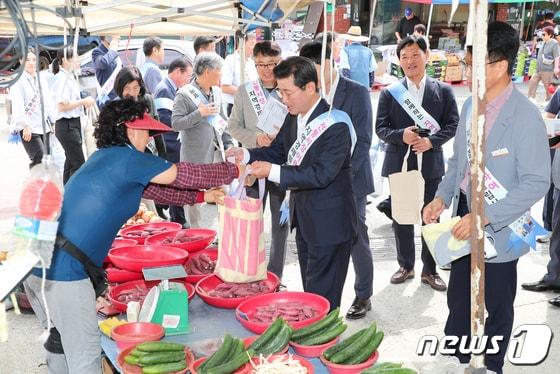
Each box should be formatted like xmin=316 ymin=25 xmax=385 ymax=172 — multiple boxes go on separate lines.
xmin=417 ymin=324 xmax=553 ymax=365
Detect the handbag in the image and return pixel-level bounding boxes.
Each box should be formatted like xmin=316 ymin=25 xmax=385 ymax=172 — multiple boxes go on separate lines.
xmin=388 ymin=146 xmax=425 ymax=225
xmin=56 ymin=235 xmax=107 ymax=297
xmin=370 ymin=142 xmax=386 ymax=197
xmin=216 ymin=170 xmax=267 ymax=283
xmin=81 ymin=104 xmax=99 ymax=158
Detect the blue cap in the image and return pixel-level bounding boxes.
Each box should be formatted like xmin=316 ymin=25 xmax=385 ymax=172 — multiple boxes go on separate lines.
xmin=405 ymin=8 xmax=413 ymax=17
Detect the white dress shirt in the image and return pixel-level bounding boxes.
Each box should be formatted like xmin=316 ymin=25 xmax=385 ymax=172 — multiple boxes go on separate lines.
xmin=221 ymin=51 xmax=258 ymax=105
xmin=324 ymin=73 xmax=340 ymax=106
xmin=405 ymin=73 xmax=427 ymax=103
xmin=53 ymin=68 xmax=84 ymax=120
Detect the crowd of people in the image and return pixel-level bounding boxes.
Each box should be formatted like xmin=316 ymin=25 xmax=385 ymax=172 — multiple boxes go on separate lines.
xmin=8 ymin=19 xmax=560 ymax=374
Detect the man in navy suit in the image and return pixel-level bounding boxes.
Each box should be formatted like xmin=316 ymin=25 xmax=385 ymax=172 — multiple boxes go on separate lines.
xmin=92 ymin=35 xmax=121 ymax=106
xmin=227 ymin=57 xmax=357 ymax=310
xmin=300 ymin=41 xmax=374 ymax=319
xmin=154 ymin=58 xmax=193 ymax=226
xmin=376 ymin=35 xmax=459 ymax=291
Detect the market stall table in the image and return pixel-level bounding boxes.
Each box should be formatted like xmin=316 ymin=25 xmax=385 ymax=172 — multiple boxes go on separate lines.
xmin=100 ymin=295 xmax=329 ymax=373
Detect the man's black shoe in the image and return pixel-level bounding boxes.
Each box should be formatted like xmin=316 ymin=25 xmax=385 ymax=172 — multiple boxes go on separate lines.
xmin=521 ymin=279 xmax=560 ymax=292
xmin=376 ymin=200 xmax=392 ymax=221
xmin=549 ymin=296 xmax=560 ymax=307
xmin=345 ymin=297 xmax=371 ymax=320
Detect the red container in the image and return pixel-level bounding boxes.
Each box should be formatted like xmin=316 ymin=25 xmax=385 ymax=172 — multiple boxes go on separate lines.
xmin=111 ymin=322 xmax=164 ymax=350
xmin=243 ymin=335 xmax=289 ymax=355
xmin=106 ymin=266 xmax=143 ymax=283
xmin=184 ymin=247 xmax=218 ymax=284
xmin=189 ymin=357 xmax=251 ymax=374
xmin=112 ymin=238 xmax=138 ymax=248
xmin=120 ymin=222 xmax=182 ymax=244
xmin=247 ymin=354 xmax=315 ymax=373
xmin=320 ymin=350 xmax=379 ymax=374
xmin=290 ymin=337 xmax=339 ymax=358
xmin=235 ymin=291 xmax=330 ymax=334
xmin=196 ymin=272 xmax=280 ymax=309
xmin=146 ymin=228 xmax=216 ymax=253
xmin=109 ymin=280 xmax=194 ymax=312
xmin=108 ymin=245 xmax=189 ymax=272
xmin=117 ymin=344 xmax=192 ymax=374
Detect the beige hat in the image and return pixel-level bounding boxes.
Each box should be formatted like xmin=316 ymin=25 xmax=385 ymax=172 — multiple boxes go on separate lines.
xmin=341 ymin=25 xmax=369 ymax=42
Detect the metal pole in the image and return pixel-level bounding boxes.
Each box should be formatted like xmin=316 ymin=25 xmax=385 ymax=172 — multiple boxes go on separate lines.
xmin=368 ymin=0 xmax=378 ymax=43
xmin=520 ymin=1 xmax=526 ymax=41
xmin=427 ymin=4 xmax=434 ymax=36
xmin=466 ymin=0 xmax=487 ymax=373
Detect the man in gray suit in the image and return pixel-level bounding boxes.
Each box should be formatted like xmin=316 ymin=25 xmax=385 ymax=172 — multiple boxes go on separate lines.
xmin=423 ymin=22 xmax=550 ymax=373
xmin=172 ymin=52 xmax=233 ymax=227
xmin=228 ymin=41 xmax=289 ymax=279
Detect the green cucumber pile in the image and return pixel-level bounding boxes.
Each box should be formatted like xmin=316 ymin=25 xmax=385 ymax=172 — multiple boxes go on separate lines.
xmin=124 ymin=342 xmax=187 ymax=374
xmin=248 ymin=318 xmax=293 ymax=355
xmin=197 ymin=334 xmax=253 ymax=374
xmin=291 ymin=307 xmax=347 ymax=346
xmin=361 ymin=362 xmax=418 ymax=373
xmin=323 ymin=323 xmax=384 ymax=365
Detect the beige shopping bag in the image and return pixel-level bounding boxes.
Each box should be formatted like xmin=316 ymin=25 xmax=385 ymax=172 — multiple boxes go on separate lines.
xmin=389 ymin=147 xmax=425 ymax=225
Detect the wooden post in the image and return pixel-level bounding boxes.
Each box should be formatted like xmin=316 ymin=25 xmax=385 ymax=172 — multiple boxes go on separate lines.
xmin=466 ymin=0 xmax=487 ymax=373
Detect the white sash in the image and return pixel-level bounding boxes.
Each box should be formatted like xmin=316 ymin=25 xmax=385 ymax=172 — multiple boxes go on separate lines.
xmin=97 ymin=57 xmax=122 ymax=98
xmin=24 ymin=88 xmax=40 ymax=120
xmin=245 ymin=80 xmax=269 ymax=118
xmin=387 ymin=81 xmax=441 ymax=134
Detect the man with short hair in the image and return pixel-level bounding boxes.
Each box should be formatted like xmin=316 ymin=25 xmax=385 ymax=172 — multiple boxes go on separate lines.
xmin=413 ymin=24 xmax=430 ymax=49
xmin=300 ymin=41 xmax=374 ymax=320
xmin=227 ymin=57 xmax=357 ymax=310
xmin=91 ymin=35 xmax=121 ymax=106
xmin=193 ymin=36 xmax=217 ymax=55
xmin=376 ymin=35 xmax=459 ymax=291
xmin=227 ymin=41 xmax=288 ymax=279
xmin=395 ymin=7 xmax=422 ymax=42
xmin=141 ymin=37 xmax=165 ymax=94
xmin=222 ymin=31 xmax=258 ymax=116
xmin=154 ymin=58 xmax=193 ymax=227
xmin=424 ymin=22 xmax=551 ymax=373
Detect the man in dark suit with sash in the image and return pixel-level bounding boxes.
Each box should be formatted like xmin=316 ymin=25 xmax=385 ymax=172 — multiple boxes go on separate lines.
xmin=376 ymin=35 xmax=459 ymax=291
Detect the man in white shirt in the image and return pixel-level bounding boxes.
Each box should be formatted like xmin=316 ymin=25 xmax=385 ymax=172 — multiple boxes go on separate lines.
xmin=221 ymin=31 xmax=258 ymax=116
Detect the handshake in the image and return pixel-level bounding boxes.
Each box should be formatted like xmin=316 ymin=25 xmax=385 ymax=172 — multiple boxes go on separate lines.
xmin=225 ymin=147 xmax=272 ymax=180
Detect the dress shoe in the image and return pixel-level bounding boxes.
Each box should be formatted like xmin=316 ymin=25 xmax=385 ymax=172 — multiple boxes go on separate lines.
xmin=521 ymin=279 xmax=560 ymax=292
xmin=548 ymin=296 xmax=560 ymax=307
xmin=376 ymin=200 xmax=392 ymax=220
xmin=421 ymin=273 xmax=447 ymax=291
xmin=390 ymin=267 xmax=415 ymax=284
xmin=346 ymin=297 xmax=372 ymax=320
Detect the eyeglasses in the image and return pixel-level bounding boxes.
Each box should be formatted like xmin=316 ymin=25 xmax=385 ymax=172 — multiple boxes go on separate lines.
xmin=255 ymin=62 xmax=278 ymax=69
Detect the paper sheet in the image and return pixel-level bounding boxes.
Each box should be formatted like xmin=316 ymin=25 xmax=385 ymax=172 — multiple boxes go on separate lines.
xmin=256 ymin=97 xmax=288 ymax=135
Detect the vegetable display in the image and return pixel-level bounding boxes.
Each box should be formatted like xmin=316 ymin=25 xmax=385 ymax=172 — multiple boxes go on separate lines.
xmin=290 ymin=308 xmax=346 ymax=346
xmin=322 ymin=323 xmax=384 ymax=365
xmin=207 ymin=281 xmax=272 ymax=298
xmin=124 ymin=342 xmax=187 ymax=373
xmin=361 ymin=362 xmax=418 ymax=373
xmin=185 ymin=253 xmax=216 ymax=275
xmin=248 ymin=318 xmax=292 ymax=355
xmin=250 ymin=302 xmax=317 ymax=323
xmin=197 ymin=334 xmax=253 ymax=374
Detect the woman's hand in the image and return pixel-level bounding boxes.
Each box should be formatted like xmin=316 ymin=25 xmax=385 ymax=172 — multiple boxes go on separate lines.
xmin=204 ymin=188 xmax=226 ymax=205
xmin=22 ymin=127 xmax=32 ymax=142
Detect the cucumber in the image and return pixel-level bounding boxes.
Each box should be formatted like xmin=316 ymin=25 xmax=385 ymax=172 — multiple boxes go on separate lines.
xmin=138 ymin=351 xmax=186 ymax=365
xmin=344 ymin=330 xmax=384 ymax=365
xmin=291 ymin=307 xmax=340 ymax=342
xmin=124 ymin=354 xmax=140 ymax=366
xmin=370 ymin=362 xmax=403 ymax=370
xmin=322 ymin=328 xmax=368 ymax=360
xmin=223 ymin=338 xmax=244 ymax=362
xmin=206 ymin=350 xmax=253 ymax=374
xmin=258 ymin=323 xmax=292 ymax=355
xmin=130 ymin=349 xmax=151 ymax=357
xmin=198 ymin=334 xmax=233 ymax=372
xmin=248 ymin=317 xmax=284 ymax=352
xmin=329 ymin=325 xmax=376 ymax=364
xmin=297 ymin=321 xmax=347 ymax=346
xmin=362 ymin=369 xmax=416 ymax=374
xmin=136 ymin=342 xmax=185 ymax=352
xmin=141 ymin=360 xmax=187 ymax=374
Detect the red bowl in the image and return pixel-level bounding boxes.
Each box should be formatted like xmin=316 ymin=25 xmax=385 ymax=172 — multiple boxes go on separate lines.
xmin=120 ymin=222 xmax=182 ymax=244
xmin=117 ymin=344 xmax=192 ymax=374
xmin=235 ymin=291 xmax=330 ymax=334
xmin=146 ymin=228 xmax=216 ymax=253
xmin=112 ymin=238 xmax=138 ymax=248
xmin=196 ymin=272 xmax=280 ymax=309
xmin=106 ymin=266 xmax=143 ymax=283
xmin=243 ymin=335 xmax=289 ymax=355
xmin=111 ymin=322 xmax=164 ymax=350
xmin=290 ymin=337 xmax=339 ymax=358
xmin=189 ymin=357 xmax=251 ymax=374
xmin=184 ymin=247 xmax=218 ymax=284
xmin=320 ymin=350 xmax=379 ymax=374
xmin=247 ymin=354 xmax=315 ymax=373
xmin=108 ymin=245 xmax=189 ymax=272
xmin=109 ymin=280 xmax=194 ymax=312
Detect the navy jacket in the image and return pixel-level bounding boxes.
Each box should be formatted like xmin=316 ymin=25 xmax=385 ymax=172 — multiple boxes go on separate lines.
xmin=333 ymin=76 xmax=374 ymax=197
xmin=154 ymin=77 xmax=181 ymax=163
xmin=92 ymin=43 xmax=119 ymax=101
xmin=375 ymin=77 xmax=459 ymax=179
xmin=249 ymin=99 xmax=357 ymax=247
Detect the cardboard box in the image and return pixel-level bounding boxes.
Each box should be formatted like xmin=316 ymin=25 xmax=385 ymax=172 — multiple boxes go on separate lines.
xmin=445 ymin=65 xmax=463 ymax=81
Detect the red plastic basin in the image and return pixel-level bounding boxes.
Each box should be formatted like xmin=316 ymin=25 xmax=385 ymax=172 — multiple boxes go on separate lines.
xmin=120 ymin=222 xmax=182 ymax=244
xmin=247 ymin=354 xmax=315 ymax=373
xmin=111 ymin=322 xmax=164 ymax=350
xmin=196 ymin=272 xmax=280 ymax=309
xmin=108 ymin=245 xmax=188 ymax=272
xmin=146 ymin=228 xmax=216 ymax=253
xmin=189 ymin=357 xmax=251 ymax=374
xmin=109 ymin=280 xmax=194 ymax=312
xmin=106 ymin=266 xmax=143 ymax=283
xmin=235 ymin=291 xmax=330 ymax=334
xmin=243 ymin=335 xmax=289 ymax=355
xmin=320 ymin=350 xmax=379 ymax=374
xmin=117 ymin=344 xmax=192 ymax=374
xmin=112 ymin=238 xmax=138 ymax=248
xmin=184 ymin=247 xmax=218 ymax=284
xmin=290 ymin=337 xmax=339 ymax=358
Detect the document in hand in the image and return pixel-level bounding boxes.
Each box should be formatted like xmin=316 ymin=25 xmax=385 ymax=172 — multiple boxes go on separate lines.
xmin=256 ymin=97 xmax=289 ymax=135
xmin=544 ymin=118 xmax=560 ymax=136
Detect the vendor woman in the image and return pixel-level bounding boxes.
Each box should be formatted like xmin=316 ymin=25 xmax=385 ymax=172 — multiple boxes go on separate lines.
xmin=23 ymin=98 xmax=242 ymax=374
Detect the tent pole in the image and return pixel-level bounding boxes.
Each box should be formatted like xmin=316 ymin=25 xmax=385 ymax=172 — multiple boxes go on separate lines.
xmin=520 ymin=1 xmax=526 ymax=41
xmin=466 ymin=0 xmax=488 ymax=373
xmin=368 ymin=0 xmax=378 ymax=44
xmin=427 ymin=4 xmax=434 ymax=36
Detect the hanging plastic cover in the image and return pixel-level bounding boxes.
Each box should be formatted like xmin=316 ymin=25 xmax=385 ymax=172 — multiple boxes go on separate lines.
xmin=242 ymin=0 xmax=284 ymax=32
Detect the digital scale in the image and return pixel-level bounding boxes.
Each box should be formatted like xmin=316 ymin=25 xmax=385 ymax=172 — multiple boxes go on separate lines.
xmin=138 ymin=265 xmax=189 ymax=335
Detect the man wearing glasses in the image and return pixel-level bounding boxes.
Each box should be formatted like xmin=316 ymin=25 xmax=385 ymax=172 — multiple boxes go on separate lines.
xmin=227 ymin=41 xmax=289 ymax=280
